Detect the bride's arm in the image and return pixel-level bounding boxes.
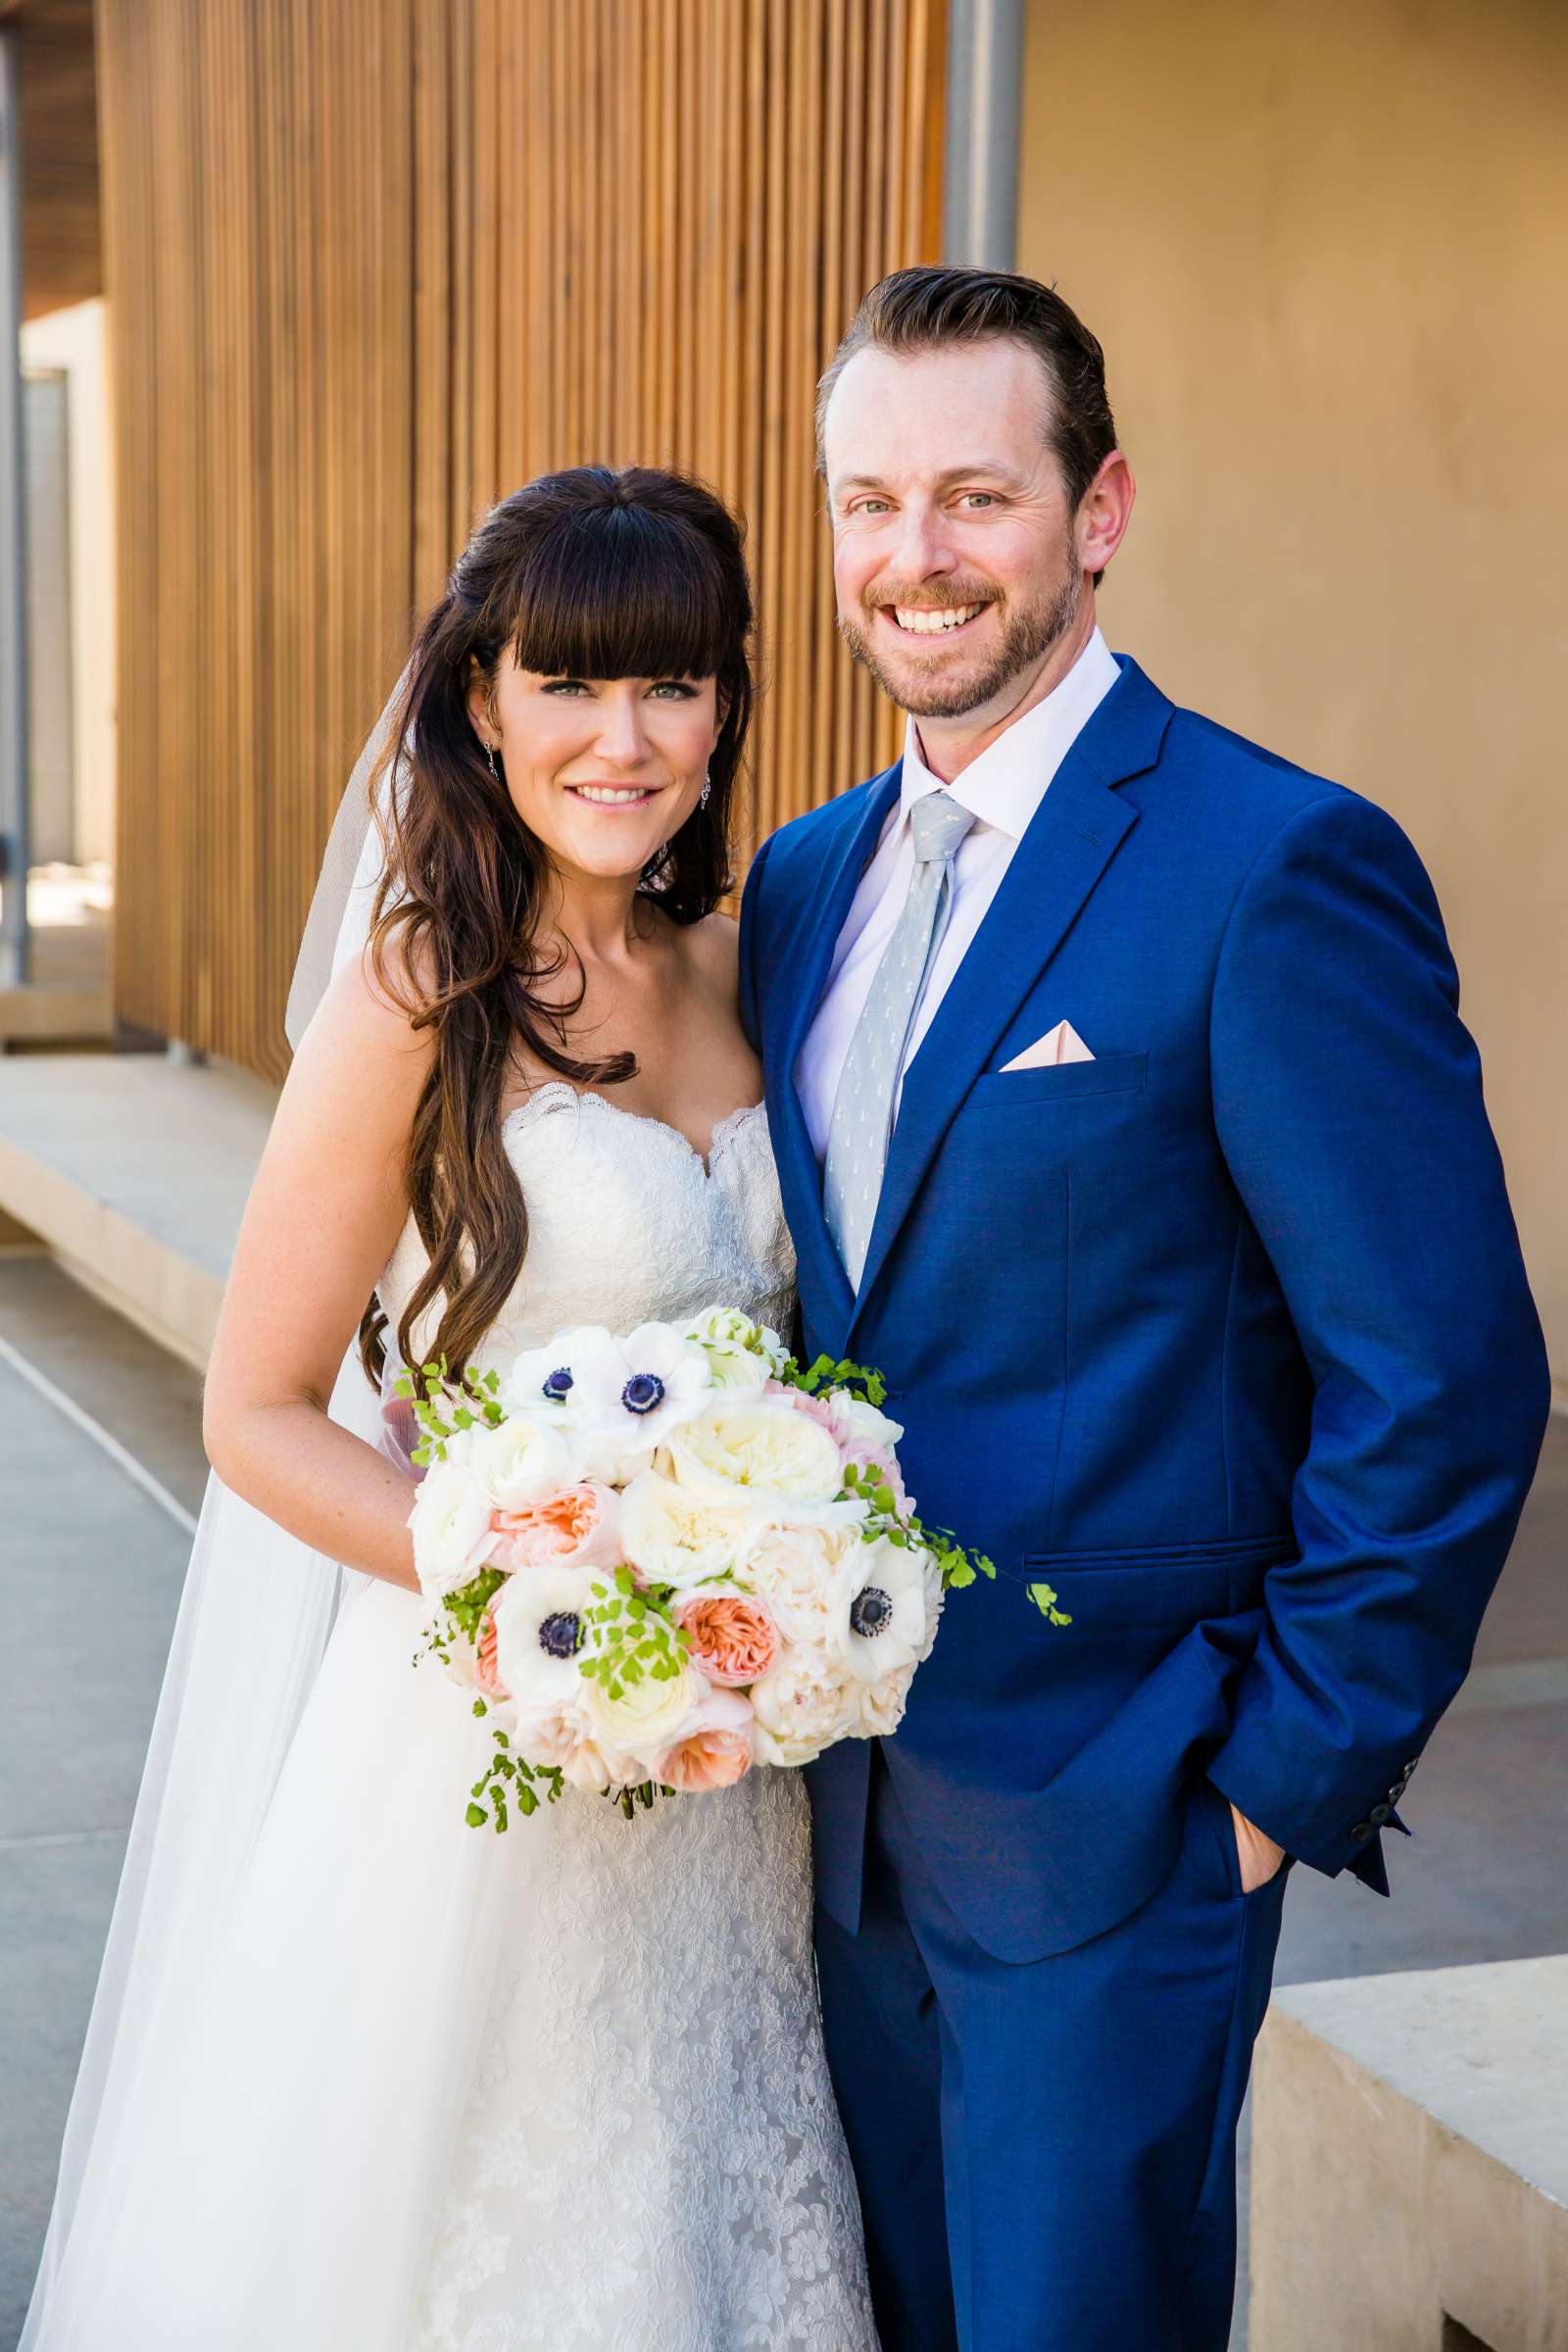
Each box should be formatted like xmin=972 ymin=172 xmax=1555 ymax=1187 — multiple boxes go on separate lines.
xmin=201 ymin=948 xmax=437 ymax=1592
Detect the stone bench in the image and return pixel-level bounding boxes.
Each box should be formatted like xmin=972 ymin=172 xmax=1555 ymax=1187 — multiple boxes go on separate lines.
xmin=0 ymin=1052 xmax=273 ymax=1367
xmin=1250 ymin=1955 xmax=1568 ymax=2349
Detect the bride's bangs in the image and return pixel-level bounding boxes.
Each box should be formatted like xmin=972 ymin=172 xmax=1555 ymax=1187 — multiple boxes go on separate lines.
xmin=503 ymin=505 xmax=732 ymax=686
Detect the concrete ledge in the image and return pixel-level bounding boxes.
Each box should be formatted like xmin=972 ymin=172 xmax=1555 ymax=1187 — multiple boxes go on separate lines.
xmin=1250 ymin=1956 xmax=1568 ymax=2350
xmin=0 ymin=1055 xmax=275 ymax=1370
xmin=0 ymin=984 xmax=113 ymax=1045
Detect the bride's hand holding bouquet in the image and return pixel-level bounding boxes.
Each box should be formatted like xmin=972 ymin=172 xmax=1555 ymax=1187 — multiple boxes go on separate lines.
xmin=402 ymin=1305 xmax=1065 ymax=1827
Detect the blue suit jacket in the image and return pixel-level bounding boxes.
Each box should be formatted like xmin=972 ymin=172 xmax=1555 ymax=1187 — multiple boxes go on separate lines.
xmin=739 ymin=656 xmax=1549 ymax=1962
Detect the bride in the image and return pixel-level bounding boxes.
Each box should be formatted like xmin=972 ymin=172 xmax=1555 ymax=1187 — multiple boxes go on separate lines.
xmin=23 ymin=466 xmax=878 ymax=2351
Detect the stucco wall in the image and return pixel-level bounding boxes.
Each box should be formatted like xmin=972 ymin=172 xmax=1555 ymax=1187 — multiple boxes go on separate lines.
xmin=1018 ymin=0 xmax=1567 ymax=1387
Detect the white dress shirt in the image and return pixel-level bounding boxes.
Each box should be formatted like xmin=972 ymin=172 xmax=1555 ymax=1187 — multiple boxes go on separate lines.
xmin=797 ymin=626 xmax=1121 ymax=1160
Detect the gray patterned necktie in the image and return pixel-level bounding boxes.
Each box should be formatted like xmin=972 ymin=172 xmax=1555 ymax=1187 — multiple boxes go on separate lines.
xmin=823 ymin=790 xmax=978 ymax=1289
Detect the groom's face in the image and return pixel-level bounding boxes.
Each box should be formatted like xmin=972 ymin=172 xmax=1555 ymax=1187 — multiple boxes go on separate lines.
xmin=823 ymin=338 xmax=1083 ymax=719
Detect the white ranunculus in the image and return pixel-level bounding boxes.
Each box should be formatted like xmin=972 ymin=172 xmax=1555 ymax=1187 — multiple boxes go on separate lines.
xmin=618 ymin=1469 xmax=757 ymax=1586
xmin=822 ymin=1392 xmax=906 ymax=1456
xmin=749 ymin=1649 xmax=858 ymax=1768
xmin=683 ymin=1305 xmax=789 ymax=1391
xmin=828 ymin=1535 xmax=943 ymax=1682
xmin=740 ymin=1513 xmax=862 ymax=1648
xmin=467 ymin=1410 xmax=576 ymax=1511
xmin=578 ymin=1652 xmax=705 ymax=1770
xmin=662 ymin=1396 xmax=844 ymax=1508
xmin=407 ymin=1458 xmax=498 ymax=1599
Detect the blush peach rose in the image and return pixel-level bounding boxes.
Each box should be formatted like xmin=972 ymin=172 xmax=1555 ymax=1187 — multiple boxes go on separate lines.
xmin=675 ymin=1592 xmax=779 ymax=1688
xmin=474 ymin=1612 xmax=507 ymax=1698
xmin=658 ymin=1726 xmax=754 ymax=1792
xmin=489 ymin=1481 xmax=619 ymax=1575
xmin=656 ymin=1685 xmax=755 ymax=1791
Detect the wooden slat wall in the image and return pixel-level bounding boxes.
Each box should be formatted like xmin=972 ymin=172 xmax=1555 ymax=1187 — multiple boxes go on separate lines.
xmin=3 ymin=0 xmax=103 ymax=321
xmin=102 ymin=0 xmax=945 ymax=1082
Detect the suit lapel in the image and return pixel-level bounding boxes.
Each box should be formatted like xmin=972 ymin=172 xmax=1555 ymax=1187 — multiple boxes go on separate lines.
xmin=846 ymin=659 xmax=1172 ymax=1338
xmin=765 ymin=763 xmax=904 ymax=1339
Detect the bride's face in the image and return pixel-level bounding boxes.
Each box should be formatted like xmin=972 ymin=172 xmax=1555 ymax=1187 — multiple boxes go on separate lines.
xmin=472 ymin=649 xmax=721 ymax=885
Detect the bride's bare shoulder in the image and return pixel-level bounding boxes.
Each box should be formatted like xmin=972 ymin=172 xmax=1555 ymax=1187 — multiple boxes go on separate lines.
xmin=283 ymin=933 xmax=438 ymax=1142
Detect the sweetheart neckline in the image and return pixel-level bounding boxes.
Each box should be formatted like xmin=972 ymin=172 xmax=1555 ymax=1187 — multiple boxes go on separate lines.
xmin=501 ymin=1082 xmax=767 ymax=1180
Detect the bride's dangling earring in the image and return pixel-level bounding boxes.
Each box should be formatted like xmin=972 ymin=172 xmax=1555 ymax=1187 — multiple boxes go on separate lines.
xmin=485 ymin=743 xmax=500 ymax=779
xmin=700 ymin=762 xmax=712 ymax=809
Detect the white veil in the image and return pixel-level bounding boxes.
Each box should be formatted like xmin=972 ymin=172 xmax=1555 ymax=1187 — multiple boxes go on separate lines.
xmin=17 ymin=661 xmax=507 ymax=2349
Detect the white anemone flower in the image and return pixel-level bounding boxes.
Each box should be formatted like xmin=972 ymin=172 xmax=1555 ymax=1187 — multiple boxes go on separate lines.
xmin=501 ymin=1324 xmax=628 ymax=1419
xmin=491 ymin=1563 xmax=600 ymax=1728
xmin=829 ymin=1535 xmax=942 ymax=1683
xmin=501 ymin=1320 xmax=712 ymax=1477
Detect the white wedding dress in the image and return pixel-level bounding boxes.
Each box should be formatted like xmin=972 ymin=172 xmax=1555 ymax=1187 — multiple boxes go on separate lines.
xmin=27 ymin=1084 xmax=878 ymax=2352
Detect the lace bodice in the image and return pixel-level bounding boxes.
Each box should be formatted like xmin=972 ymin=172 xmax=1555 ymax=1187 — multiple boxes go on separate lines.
xmin=378 ymin=1084 xmax=798 ymax=1371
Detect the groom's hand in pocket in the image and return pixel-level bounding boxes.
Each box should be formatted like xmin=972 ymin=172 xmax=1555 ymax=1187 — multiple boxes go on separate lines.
xmin=1229 ymin=1802 xmax=1288 ymax=1892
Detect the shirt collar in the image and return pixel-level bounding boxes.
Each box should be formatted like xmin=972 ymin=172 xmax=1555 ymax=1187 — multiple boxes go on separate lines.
xmin=898 ymin=625 xmax=1122 ymax=839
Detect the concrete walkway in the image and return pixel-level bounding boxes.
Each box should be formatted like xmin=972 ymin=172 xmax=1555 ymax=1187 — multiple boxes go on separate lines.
xmin=1 ymin=1217 xmax=1563 ymax=2347
xmin=0 ymin=1251 xmax=204 ymax=2348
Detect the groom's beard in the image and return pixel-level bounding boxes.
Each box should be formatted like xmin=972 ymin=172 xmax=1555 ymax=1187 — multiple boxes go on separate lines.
xmin=838 ymin=565 xmax=1083 ymax=720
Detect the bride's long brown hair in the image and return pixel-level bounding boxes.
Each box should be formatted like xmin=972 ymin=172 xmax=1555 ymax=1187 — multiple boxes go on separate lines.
xmin=358 ymin=466 xmax=756 ymax=1392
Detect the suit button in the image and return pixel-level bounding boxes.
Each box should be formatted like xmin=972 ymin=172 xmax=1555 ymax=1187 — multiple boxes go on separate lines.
xmin=1369 ymin=1801 xmax=1392 ymax=1825
xmin=1349 ymin=1822 xmax=1374 ymax=1843
xmin=1402 ymin=1758 xmax=1420 ymax=1775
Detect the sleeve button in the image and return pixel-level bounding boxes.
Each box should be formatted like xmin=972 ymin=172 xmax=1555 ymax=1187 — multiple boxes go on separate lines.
xmin=1369 ymin=1801 xmax=1392 ymax=1825
xmin=1349 ymin=1822 xmax=1374 ymax=1843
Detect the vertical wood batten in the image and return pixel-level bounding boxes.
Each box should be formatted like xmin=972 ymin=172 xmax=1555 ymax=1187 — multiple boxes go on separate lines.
xmin=103 ymin=0 xmax=943 ymax=1077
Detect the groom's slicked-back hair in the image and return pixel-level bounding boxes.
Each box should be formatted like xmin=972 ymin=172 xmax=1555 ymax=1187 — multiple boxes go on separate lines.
xmin=815 ymin=265 xmax=1118 ymax=514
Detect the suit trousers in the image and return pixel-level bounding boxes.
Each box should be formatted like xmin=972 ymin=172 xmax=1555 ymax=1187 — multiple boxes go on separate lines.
xmin=812 ymin=1744 xmax=1292 ymax=2352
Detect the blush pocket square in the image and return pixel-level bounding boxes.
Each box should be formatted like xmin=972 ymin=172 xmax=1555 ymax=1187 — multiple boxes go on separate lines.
xmin=1002 ymin=1020 xmax=1096 ymax=1072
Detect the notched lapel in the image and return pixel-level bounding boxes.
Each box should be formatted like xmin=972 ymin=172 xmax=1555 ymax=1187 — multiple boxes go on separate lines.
xmin=765 ymin=766 xmax=903 ymax=1339
xmin=847 ymin=685 xmax=1162 ymax=1333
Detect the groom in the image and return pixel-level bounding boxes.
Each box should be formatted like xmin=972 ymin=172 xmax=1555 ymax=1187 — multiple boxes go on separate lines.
xmin=739 ymin=266 xmax=1549 ymax=2350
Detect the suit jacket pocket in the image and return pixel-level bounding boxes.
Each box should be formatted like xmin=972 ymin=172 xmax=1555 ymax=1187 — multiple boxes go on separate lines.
xmin=1019 ymin=1532 xmax=1294 ymax=1630
xmin=970 ymin=1051 xmax=1148 ymax=1105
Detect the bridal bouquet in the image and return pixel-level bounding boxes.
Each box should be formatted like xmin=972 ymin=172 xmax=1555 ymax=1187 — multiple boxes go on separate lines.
xmin=399 ymin=1308 xmax=1055 ymax=1828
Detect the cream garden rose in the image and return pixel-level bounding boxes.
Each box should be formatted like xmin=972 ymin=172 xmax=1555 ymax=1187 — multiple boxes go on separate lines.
xmin=618 ymin=1469 xmax=759 ymax=1585
xmin=662 ymin=1395 xmax=844 ymax=1508
xmin=579 ymin=1651 xmax=706 ymax=1757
